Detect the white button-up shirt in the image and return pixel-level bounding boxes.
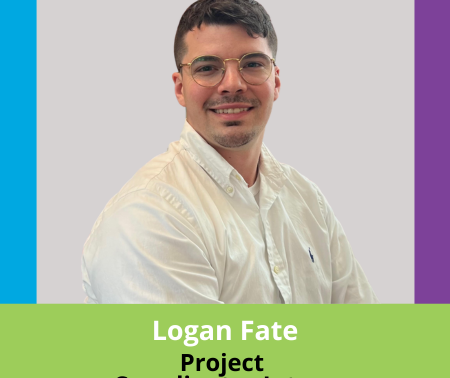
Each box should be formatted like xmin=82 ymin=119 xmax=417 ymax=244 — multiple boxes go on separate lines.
xmin=82 ymin=120 xmax=378 ymax=304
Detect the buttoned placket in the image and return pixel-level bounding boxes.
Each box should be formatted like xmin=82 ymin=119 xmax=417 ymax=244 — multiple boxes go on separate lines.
xmin=231 ymin=171 xmax=286 ymax=302
xmin=258 ymin=174 xmax=292 ymax=304
xmin=181 ymin=122 xmax=293 ymax=303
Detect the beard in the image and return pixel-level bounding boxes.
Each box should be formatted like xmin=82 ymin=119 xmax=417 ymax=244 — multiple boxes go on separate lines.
xmin=213 ymin=130 xmax=256 ymax=148
xmin=211 ymin=121 xmax=258 ymax=148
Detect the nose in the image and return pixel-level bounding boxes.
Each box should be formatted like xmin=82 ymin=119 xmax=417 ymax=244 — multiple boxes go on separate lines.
xmin=216 ymin=58 xmax=248 ymax=94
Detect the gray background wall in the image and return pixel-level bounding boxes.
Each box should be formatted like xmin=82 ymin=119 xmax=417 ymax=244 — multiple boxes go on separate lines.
xmin=37 ymin=0 xmax=414 ymax=303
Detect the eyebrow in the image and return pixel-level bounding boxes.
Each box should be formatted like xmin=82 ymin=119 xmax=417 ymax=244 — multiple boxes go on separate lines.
xmin=195 ymin=56 xmax=219 ymax=62
xmin=192 ymin=51 xmax=267 ymax=60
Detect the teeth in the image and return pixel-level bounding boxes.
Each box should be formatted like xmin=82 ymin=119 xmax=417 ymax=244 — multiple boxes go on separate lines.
xmin=213 ymin=108 xmax=250 ymax=114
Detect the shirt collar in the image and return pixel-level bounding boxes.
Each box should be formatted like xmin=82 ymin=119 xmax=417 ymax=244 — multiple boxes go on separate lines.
xmin=259 ymin=142 xmax=287 ymax=192
xmin=180 ymin=119 xmax=287 ymax=196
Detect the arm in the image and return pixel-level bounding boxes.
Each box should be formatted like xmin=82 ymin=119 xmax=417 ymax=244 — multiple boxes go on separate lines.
xmin=82 ymin=189 xmax=222 ymax=304
xmin=317 ymin=188 xmax=379 ymax=304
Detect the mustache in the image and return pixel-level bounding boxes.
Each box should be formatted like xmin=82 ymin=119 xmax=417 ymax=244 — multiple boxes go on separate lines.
xmin=203 ymin=95 xmax=261 ymax=110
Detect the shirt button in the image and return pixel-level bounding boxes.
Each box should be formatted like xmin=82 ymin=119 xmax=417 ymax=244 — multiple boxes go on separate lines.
xmin=226 ymin=186 xmax=234 ymax=194
xmin=274 ymin=266 xmax=280 ymax=274
xmin=235 ymin=174 xmax=241 ymax=181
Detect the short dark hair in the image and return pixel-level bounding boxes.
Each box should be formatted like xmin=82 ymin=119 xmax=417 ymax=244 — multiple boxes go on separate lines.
xmin=174 ymin=0 xmax=278 ymax=71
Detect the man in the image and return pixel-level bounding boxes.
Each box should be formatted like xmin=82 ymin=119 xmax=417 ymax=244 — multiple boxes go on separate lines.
xmin=82 ymin=0 xmax=378 ymax=304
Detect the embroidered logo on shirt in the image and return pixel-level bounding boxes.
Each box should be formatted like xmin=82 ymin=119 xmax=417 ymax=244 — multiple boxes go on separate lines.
xmin=309 ymin=247 xmax=314 ymax=263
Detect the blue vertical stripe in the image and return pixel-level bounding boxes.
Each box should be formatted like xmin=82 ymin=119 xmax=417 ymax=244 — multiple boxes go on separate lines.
xmin=0 ymin=1 xmax=37 ymax=303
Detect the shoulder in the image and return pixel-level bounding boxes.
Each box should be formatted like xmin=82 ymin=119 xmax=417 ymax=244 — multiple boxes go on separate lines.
xmin=103 ymin=140 xmax=208 ymax=212
xmin=85 ymin=141 xmax=206 ymax=244
xmin=112 ymin=140 xmax=186 ymax=201
xmin=280 ymin=163 xmax=317 ymax=190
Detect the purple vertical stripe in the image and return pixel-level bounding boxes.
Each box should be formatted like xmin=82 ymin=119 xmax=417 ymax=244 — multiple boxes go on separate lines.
xmin=415 ymin=1 xmax=450 ymax=303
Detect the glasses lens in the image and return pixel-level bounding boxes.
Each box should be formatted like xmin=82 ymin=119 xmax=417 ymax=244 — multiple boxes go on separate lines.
xmin=240 ymin=53 xmax=272 ymax=85
xmin=191 ymin=56 xmax=224 ymax=87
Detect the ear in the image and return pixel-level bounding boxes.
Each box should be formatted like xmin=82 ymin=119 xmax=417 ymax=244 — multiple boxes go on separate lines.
xmin=172 ymin=72 xmax=186 ymax=107
xmin=273 ymin=66 xmax=281 ymax=102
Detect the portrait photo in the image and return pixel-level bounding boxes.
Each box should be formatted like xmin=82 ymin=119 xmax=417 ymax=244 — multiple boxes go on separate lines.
xmin=37 ymin=0 xmax=413 ymax=303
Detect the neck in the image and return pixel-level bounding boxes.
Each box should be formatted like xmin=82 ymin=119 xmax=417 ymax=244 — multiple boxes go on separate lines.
xmin=214 ymin=137 xmax=263 ymax=187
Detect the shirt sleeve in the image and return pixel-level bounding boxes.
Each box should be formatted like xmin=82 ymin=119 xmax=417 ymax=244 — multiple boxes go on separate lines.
xmin=316 ymin=188 xmax=379 ymax=304
xmin=82 ymin=188 xmax=223 ymax=304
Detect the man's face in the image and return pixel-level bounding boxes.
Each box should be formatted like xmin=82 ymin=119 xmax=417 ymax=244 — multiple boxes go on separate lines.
xmin=172 ymin=24 xmax=280 ymax=151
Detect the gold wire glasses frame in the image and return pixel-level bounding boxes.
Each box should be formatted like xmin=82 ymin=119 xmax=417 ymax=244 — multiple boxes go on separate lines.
xmin=179 ymin=52 xmax=276 ymax=87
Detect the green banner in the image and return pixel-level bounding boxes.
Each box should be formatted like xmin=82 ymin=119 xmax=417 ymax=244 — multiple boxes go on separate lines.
xmin=1 ymin=305 xmax=448 ymax=377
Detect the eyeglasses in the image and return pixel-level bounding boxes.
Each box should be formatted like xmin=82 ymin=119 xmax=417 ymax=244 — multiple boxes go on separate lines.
xmin=179 ymin=52 xmax=276 ymax=87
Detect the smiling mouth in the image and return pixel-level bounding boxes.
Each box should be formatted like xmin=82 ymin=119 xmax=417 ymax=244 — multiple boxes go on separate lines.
xmin=210 ymin=107 xmax=254 ymax=114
